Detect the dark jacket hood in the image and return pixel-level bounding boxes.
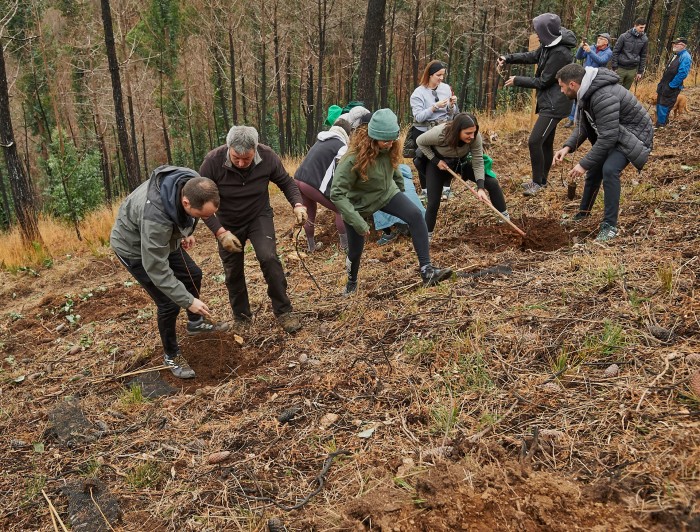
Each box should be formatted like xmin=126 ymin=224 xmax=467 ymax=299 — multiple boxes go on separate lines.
xmin=559 ymin=27 xmax=577 ymax=48
xmin=533 ymin=13 xmax=561 ymax=46
xmin=155 ymin=166 xmax=199 ymax=229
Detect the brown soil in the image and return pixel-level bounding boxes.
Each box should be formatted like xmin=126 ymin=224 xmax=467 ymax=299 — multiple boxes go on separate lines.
xmin=2 ymin=88 xmax=699 ymax=531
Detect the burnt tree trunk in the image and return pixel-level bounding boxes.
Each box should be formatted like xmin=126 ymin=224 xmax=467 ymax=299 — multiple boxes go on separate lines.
xmin=100 ymin=0 xmax=140 ymax=190
xmin=0 ymin=41 xmax=42 ymax=244
xmin=357 ymin=0 xmax=387 ymax=109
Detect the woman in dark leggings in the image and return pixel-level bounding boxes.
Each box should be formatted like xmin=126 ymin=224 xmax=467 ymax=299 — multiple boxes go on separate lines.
xmin=417 ymin=113 xmax=508 ymax=238
xmin=330 ymin=109 xmax=452 ymax=296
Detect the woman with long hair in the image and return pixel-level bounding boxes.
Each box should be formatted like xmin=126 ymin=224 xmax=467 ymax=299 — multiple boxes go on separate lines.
xmin=417 ymin=113 xmax=509 ymax=238
xmin=331 ymin=109 xmax=452 ymax=295
xmin=409 ymin=60 xmax=459 ymax=199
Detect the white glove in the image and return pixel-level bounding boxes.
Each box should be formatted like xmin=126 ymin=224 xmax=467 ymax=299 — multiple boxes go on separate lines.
xmin=217 ymin=231 xmax=242 ymax=253
xmin=293 ymin=205 xmax=308 ymax=225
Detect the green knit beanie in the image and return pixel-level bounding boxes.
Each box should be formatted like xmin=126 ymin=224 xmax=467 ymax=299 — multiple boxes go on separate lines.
xmin=324 ymin=105 xmax=343 ymax=127
xmin=367 ymin=109 xmax=399 ymax=141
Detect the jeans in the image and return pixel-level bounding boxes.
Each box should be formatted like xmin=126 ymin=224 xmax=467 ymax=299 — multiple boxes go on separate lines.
xmin=579 ymin=149 xmax=629 ymax=227
xmin=529 ymin=115 xmax=560 ymax=186
xmin=424 ymin=159 xmax=507 ymax=232
xmin=345 ymin=192 xmax=431 ymax=282
xmin=115 ymin=249 xmax=201 ymax=356
xmin=217 ymin=207 xmax=292 ymax=319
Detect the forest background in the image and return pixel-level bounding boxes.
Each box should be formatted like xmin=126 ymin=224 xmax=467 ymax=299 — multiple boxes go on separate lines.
xmin=0 ymin=0 xmax=697 ymax=251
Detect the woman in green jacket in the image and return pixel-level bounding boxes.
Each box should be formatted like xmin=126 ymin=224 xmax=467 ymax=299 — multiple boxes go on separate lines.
xmin=330 ymin=109 xmax=452 ymax=295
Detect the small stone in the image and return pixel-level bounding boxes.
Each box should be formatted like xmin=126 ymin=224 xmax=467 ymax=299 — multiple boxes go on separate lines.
xmin=298 ymin=353 xmax=308 ymax=364
xmin=604 ymin=364 xmax=620 ymax=377
xmin=55 ymin=323 xmax=66 ymax=332
xmin=10 ymin=439 xmax=28 ymax=449
xmin=277 ymin=406 xmax=301 ymax=424
xmin=67 ymin=346 xmax=81 ymax=355
xmin=206 ymin=451 xmax=231 ymax=465
xmin=319 ymin=413 xmax=339 ymax=429
xmin=542 ymin=381 xmax=561 ymax=393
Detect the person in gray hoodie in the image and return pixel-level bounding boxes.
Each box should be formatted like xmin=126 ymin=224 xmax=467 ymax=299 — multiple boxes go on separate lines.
xmin=553 ymin=63 xmax=653 ymax=242
xmin=498 ymin=13 xmax=576 ymax=196
xmin=111 ymin=166 xmax=229 ymax=379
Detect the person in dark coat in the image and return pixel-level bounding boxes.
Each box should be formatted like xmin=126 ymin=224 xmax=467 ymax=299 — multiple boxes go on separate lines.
xmin=498 ymin=13 xmax=576 ymax=196
xmin=199 ymin=126 xmax=308 ymax=333
xmin=294 ymin=119 xmax=352 ymax=252
xmin=553 ymin=63 xmax=653 ymax=243
xmin=611 ymin=18 xmax=648 ymax=90
xmin=655 ymin=37 xmax=692 ymax=128
xmin=111 ymin=167 xmax=229 ymax=379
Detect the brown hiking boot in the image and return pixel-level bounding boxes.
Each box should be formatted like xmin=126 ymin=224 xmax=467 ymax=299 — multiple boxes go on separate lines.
xmin=276 ymin=312 xmax=302 ymax=333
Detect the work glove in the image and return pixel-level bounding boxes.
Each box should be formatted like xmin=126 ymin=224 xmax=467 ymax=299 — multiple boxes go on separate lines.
xmin=293 ymin=205 xmax=308 ymax=225
xmin=217 ymin=231 xmax=242 ymax=253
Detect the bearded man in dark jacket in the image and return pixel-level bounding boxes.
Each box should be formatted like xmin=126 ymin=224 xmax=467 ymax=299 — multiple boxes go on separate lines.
xmin=553 ymin=63 xmax=653 ymax=243
xmin=199 ymin=126 xmax=307 ymax=334
xmin=498 ymin=13 xmax=576 ymax=197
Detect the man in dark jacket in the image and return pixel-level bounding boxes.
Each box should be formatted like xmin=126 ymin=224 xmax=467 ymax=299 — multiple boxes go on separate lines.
xmin=553 ymin=64 xmax=653 ymax=242
xmin=498 ymin=13 xmax=576 ymax=196
xmin=655 ymin=37 xmax=692 ymax=128
xmin=611 ymin=18 xmax=648 ymax=90
xmin=111 ymin=167 xmax=229 ymax=379
xmin=199 ymin=126 xmax=307 ymax=333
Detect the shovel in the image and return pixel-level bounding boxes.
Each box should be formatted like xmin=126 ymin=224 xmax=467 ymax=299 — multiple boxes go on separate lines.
xmin=445 ymin=167 xmax=526 ymax=237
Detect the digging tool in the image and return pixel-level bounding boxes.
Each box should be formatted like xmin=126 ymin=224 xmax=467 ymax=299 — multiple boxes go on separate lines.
xmin=444 ymin=166 xmax=526 ymax=237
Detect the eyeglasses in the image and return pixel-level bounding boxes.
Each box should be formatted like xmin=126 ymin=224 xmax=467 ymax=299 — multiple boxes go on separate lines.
xmin=431 ymin=89 xmax=439 ymax=102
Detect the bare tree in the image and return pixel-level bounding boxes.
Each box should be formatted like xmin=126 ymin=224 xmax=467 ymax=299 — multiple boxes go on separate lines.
xmin=357 ymin=0 xmax=387 ymax=109
xmin=100 ymin=0 xmax=140 ymax=191
xmin=0 ymin=32 xmax=42 ymax=244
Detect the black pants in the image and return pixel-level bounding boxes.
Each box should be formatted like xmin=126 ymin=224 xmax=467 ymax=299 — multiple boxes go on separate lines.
xmin=345 ymin=192 xmax=431 ymax=282
xmin=424 ymin=160 xmax=507 ymax=232
xmin=218 ymin=208 xmax=292 ymax=319
xmin=579 ymin=149 xmax=628 ymax=227
xmin=115 ymin=249 xmax=201 ymax=356
xmin=529 ymin=115 xmax=561 ymax=185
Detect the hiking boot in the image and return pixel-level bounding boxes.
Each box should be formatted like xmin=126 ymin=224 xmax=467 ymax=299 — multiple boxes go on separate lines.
xmin=441 ymin=187 xmax=454 ymax=200
xmin=377 ymin=232 xmax=399 ymax=246
xmin=421 ymin=264 xmax=453 ymax=286
xmin=395 ymin=223 xmax=410 ymax=236
xmin=595 ymin=222 xmax=618 ymax=243
xmin=186 ymin=320 xmax=232 ymax=336
xmin=497 ymin=210 xmax=510 ymax=224
xmin=418 ymin=189 xmax=428 ymax=202
xmin=277 ymin=312 xmax=302 ymax=333
xmin=343 ymin=280 xmax=358 ymax=297
xmin=164 ymin=353 xmax=195 ymax=379
xmin=523 ymin=182 xmax=543 ymax=197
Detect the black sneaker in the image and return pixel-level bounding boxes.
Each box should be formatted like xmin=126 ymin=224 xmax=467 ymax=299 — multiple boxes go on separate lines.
xmin=343 ymin=280 xmax=358 ymax=296
xmin=421 ymin=265 xmax=453 ymax=286
xmin=186 ymin=320 xmax=232 ymax=336
xmin=164 ymin=353 xmax=195 ymax=379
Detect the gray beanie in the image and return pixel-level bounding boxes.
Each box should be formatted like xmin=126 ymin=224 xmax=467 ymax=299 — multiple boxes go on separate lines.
xmin=597 ymin=32 xmax=611 ymax=45
xmin=367 ymin=109 xmax=400 ymax=141
xmin=533 ymin=13 xmax=561 ymax=46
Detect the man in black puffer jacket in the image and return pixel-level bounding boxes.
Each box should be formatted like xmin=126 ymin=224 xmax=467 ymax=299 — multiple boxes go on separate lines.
xmin=553 ymin=63 xmax=653 ymax=243
xmin=498 ymin=13 xmax=576 ymax=197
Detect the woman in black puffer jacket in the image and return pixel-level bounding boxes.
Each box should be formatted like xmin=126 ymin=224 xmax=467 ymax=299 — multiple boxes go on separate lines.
xmin=498 ymin=13 xmax=575 ymax=196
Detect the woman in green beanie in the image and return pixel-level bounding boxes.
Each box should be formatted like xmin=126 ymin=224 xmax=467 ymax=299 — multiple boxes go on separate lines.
xmin=331 ymin=109 xmax=453 ymax=295
xmin=417 ymin=113 xmax=509 ymax=237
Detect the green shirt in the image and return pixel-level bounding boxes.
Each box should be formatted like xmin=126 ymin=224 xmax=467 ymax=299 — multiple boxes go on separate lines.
xmin=330 ymin=150 xmax=404 ymax=234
